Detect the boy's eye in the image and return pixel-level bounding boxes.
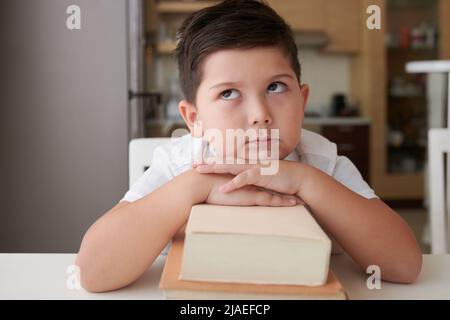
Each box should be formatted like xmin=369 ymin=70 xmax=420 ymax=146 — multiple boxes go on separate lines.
xmin=220 ymin=89 xmax=240 ymax=100
xmin=267 ymin=82 xmax=287 ymax=93
xmin=219 ymin=83 xmax=286 ymax=100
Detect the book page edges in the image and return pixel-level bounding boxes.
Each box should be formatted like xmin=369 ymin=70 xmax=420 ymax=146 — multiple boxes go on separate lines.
xmin=159 ymin=232 xmax=345 ymax=297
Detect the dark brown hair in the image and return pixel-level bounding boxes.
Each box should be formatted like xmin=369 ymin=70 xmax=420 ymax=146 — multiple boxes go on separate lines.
xmin=175 ymin=0 xmax=301 ymax=104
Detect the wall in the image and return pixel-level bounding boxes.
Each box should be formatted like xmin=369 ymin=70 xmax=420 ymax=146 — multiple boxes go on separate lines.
xmin=298 ymin=48 xmax=352 ymax=115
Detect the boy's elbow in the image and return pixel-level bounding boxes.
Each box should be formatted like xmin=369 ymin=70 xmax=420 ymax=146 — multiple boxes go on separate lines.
xmin=75 ymin=253 xmax=118 ymax=293
xmin=400 ymin=252 xmax=422 ymax=284
xmin=78 ymin=270 xmax=107 ymax=293
xmin=74 ymin=256 xmax=102 ymax=293
xmin=383 ymin=250 xmax=423 ymax=284
xmin=79 ymin=273 xmax=105 ymax=293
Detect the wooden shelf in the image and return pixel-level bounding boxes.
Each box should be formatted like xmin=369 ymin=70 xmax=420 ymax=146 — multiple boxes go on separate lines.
xmin=156 ymin=1 xmax=217 ymax=13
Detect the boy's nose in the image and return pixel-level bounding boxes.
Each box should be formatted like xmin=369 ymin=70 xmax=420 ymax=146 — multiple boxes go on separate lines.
xmin=247 ymin=102 xmax=273 ymax=126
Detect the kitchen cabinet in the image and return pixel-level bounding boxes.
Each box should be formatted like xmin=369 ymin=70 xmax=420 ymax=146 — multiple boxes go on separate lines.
xmin=267 ymin=0 xmax=326 ymax=32
xmin=267 ymin=0 xmax=362 ymax=53
xmin=304 ymin=120 xmax=370 ymax=183
xmin=322 ymin=124 xmax=370 ymax=182
xmin=440 ymin=0 xmax=450 ymax=59
xmin=323 ymin=0 xmax=361 ymax=53
xmin=268 ymin=0 xmax=361 ymax=53
xmin=150 ymin=0 xmax=362 ymax=56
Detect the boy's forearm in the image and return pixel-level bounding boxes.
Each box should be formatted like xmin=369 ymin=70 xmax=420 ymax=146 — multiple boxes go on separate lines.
xmin=75 ymin=169 xmax=211 ymax=292
xmin=295 ymin=163 xmax=422 ymax=283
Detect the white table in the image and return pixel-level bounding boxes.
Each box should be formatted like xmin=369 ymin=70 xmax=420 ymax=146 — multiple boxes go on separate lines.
xmin=0 ymin=254 xmax=449 ymax=300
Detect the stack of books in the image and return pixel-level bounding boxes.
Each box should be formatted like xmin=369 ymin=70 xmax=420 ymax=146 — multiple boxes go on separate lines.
xmin=159 ymin=204 xmax=347 ymax=299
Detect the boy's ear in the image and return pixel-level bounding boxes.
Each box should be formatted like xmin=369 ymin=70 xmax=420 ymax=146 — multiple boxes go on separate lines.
xmin=178 ymin=99 xmax=200 ymax=136
xmin=299 ymin=84 xmax=310 ymax=113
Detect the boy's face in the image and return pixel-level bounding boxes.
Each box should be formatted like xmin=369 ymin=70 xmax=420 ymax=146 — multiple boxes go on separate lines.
xmin=179 ymin=46 xmax=309 ymax=161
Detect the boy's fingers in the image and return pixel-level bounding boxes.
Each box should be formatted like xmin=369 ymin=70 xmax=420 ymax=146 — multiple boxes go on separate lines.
xmin=254 ymin=191 xmax=297 ymax=207
xmin=221 ymin=168 xmax=267 ymax=192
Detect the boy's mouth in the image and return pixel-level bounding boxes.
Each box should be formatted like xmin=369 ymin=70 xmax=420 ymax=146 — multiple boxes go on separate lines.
xmin=245 ymin=137 xmax=279 ymax=144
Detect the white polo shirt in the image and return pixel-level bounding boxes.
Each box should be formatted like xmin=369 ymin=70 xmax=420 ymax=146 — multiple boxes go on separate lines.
xmin=121 ymin=129 xmax=377 ymax=203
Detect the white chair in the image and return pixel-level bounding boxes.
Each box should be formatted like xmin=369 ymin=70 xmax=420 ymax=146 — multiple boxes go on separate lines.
xmin=428 ymin=129 xmax=450 ymax=254
xmin=128 ymin=138 xmax=170 ymax=187
xmin=407 ymin=61 xmax=450 ymax=253
xmin=406 ymin=61 xmax=450 ymax=128
xmin=128 ymin=138 xmax=171 ymax=255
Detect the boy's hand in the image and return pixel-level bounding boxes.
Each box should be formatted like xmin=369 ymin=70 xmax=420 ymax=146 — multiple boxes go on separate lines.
xmin=194 ymin=160 xmax=308 ymax=201
xmin=204 ymin=173 xmax=302 ymax=207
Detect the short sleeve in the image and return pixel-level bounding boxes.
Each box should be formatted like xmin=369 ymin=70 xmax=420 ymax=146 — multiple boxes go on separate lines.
xmin=120 ymin=145 xmax=176 ymax=203
xmin=332 ymin=156 xmax=378 ymax=200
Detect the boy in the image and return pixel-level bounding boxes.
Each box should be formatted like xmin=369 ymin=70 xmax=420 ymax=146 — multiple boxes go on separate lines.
xmin=76 ymin=0 xmax=422 ymax=293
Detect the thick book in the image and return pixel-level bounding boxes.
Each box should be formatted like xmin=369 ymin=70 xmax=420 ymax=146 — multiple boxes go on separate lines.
xmin=180 ymin=204 xmax=332 ymax=286
xmin=159 ymin=232 xmax=347 ymax=300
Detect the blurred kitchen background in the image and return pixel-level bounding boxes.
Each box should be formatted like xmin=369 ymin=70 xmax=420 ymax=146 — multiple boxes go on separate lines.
xmin=1 ymin=0 xmax=449 ymax=253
